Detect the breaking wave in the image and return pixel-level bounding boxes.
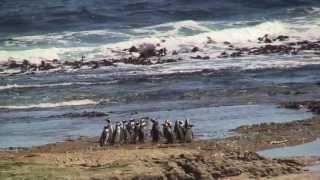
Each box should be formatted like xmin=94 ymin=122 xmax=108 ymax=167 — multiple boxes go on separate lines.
xmin=0 ymin=82 xmax=95 ymax=91
xmin=0 ymin=99 xmax=98 ymax=110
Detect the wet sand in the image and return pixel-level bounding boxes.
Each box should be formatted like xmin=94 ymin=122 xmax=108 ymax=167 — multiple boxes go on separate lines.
xmin=1 ymin=114 xmax=320 ymax=179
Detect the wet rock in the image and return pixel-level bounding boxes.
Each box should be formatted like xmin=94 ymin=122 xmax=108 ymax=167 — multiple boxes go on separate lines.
xmin=191 ymin=55 xmax=210 ymax=60
xmin=273 ymin=35 xmax=289 ymax=42
xmin=64 ymin=61 xmax=82 ymax=69
xmin=218 ymin=52 xmax=228 ymax=58
xmin=281 ymin=101 xmax=320 ymax=114
xmin=230 ymin=52 xmax=242 ymax=58
xmin=207 ymin=37 xmax=216 ymax=44
xmin=91 ymin=61 xmax=99 ymax=69
xmin=191 ymin=47 xmax=200 ymax=53
xmin=129 ymin=46 xmax=139 ymax=53
xmin=101 ymin=59 xmax=114 ymax=66
xmin=7 ymin=60 xmax=20 ymax=69
xmin=38 ymin=61 xmax=55 ymax=71
xmin=258 ymin=34 xmax=272 ymax=43
xmin=172 ymin=50 xmax=178 ymax=55
xmin=139 ymin=43 xmax=157 ymax=58
xmin=51 ymin=111 xmax=108 ymax=118
xmin=21 ymin=59 xmax=30 ymax=72
xmin=157 ymin=48 xmax=167 ymax=56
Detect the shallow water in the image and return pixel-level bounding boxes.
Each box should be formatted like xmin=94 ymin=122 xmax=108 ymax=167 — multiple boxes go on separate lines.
xmin=0 ymin=104 xmax=312 ymax=148
xmin=1 ymin=65 xmax=320 ymax=148
xmin=258 ymin=138 xmax=320 ymax=158
xmin=305 ymin=164 xmax=320 ymax=172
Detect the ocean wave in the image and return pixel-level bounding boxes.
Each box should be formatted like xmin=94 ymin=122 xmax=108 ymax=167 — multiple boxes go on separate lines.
xmin=1 ymin=18 xmax=320 ymax=71
xmin=0 ymin=82 xmax=95 ymax=91
xmin=0 ymin=99 xmax=98 ymax=110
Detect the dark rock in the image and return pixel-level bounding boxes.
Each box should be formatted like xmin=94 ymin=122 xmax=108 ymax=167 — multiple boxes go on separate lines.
xmin=101 ymin=59 xmax=114 ymax=66
xmin=52 ymin=111 xmax=108 ymax=118
xmin=218 ymin=52 xmax=228 ymax=58
xmin=7 ymin=60 xmax=20 ymax=69
xmin=91 ymin=62 xmax=99 ymax=69
xmin=129 ymin=46 xmax=139 ymax=53
xmin=191 ymin=55 xmax=210 ymax=60
xmin=158 ymin=48 xmax=167 ymax=56
xmin=191 ymin=47 xmax=200 ymax=53
xmin=172 ymin=51 xmax=178 ymax=55
xmin=281 ymin=101 xmax=320 ymax=114
xmin=273 ymin=35 xmax=289 ymax=42
xmin=139 ymin=44 xmax=157 ymax=58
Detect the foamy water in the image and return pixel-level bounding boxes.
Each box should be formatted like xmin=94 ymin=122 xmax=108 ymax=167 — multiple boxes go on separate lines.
xmin=0 ymin=82 xmax=95 ymax=91
xmin=0 ymin=99 xmax=98 ymax=110
xmin=1 ymin=18 xmax=320 ymax=72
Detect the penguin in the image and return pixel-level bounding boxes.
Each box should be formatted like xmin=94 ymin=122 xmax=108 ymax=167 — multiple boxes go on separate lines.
xmin=99 ymin=126 xmax=108 ymax=147
xmin=120 ymin=120 xmax=129 ymax=144
xmin=150 ymin=119 xmax=161 ymax=143
xmin=174 ymin=120 xmax=185 ymax=142
xmin=133 ymin=121 xmax=140 ymax=144
xmin=128 ymin=120 xmax=136 ymax=144
xmin=104 ymin=119 xmax=114 ymax=144
xmin=138 ymin=119 xmax=146 ymax=143
xmin=184 ymin=119 xmax=194 ymax=143
xmin=162 ymin=120 xmax=174 ymax=144
xmin=126 ymin=120 xmax=134 ymax=143
xmin=113 ymin=122 xmax=122 ymax=144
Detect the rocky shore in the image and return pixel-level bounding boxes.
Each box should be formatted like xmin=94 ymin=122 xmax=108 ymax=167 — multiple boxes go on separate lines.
xmin=2 ymin=35 xmax=320 ymax=76
xmin=1 ymin=110 xmax=320 ymax=179
xmin=281 ymin=101 xmax=320 ymax=114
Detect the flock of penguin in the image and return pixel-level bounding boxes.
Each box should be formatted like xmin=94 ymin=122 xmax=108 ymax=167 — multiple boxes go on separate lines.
xmin=99 ymin=118 xmax=194 ymax=146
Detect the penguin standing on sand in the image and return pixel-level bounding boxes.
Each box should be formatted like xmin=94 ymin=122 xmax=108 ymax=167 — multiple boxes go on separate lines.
xmin=150 ymin=119 xmax=161 ymax=143
xmin=174 ymin=120 xmax=185 ymax=142
xmin=105 ymin=119 xmax=114 ymax=144
xmin=120 ymin=120 xmax=129 ymax=144
xmin=184 ymin=119 xmax=194 ymax=143
xmin=113 ymin=122 xmax=122 ymax=144
xmin=99 ymin=126 xmax=109 ymax=147
xmin=162 ymin=120 xmax=174 ymax=144
xmin=128 ymin=120 xmax=136 ymax=144
xmin=132 ymin=121 xmax=140 ymax=144
xmin=138 ymin=119 xmax=147 ymax=143
xmin=126 ymin=120 xmax=134 ymax=143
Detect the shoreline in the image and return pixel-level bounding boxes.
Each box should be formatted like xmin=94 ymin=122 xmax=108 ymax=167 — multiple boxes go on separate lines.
xmin=1 ymin=114 xmax=320 ymax=179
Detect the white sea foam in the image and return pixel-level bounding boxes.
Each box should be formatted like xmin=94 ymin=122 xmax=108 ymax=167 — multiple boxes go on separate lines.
xmin=0 ymin=99 xmax=98 ymax=110
xmin=1 ymin=19 xmax=320 ymax=70
xmin=0 ymin=82 xmax=94 ymax=91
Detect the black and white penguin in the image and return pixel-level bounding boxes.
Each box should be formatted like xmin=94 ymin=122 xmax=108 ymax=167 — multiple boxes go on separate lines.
xmin=162 ymin=120 xmax=174 ymax=144
xmin=150 ymin=119 xmax=161 ymax=143
xmin=174 ymin=120 xmax=185 ymax=142
xmin=128 ymin=120 xmax=136 ymax=144
xmin=138 ymin=119 xmax=147 ymax=143
xmin=99 ymin=125 xmax=108 ymax=147
xmin=113 ymin=122 xmax=122 ymax=144
xmin=105 ymin=119 xmax=114 ymax=144
xmin=120 ymin=120 xmax=129 ymax=144
xmin=132 ymin=121 xmax=141 ymax=144
xmin=184 ymin=119 xmax=194 ymax=143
